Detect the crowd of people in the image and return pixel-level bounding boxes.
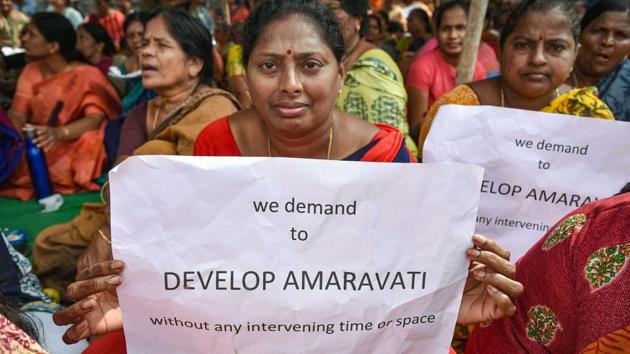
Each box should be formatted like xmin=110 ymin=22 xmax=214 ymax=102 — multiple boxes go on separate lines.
xmin=0 ymin=0 xmax=628 ymax=353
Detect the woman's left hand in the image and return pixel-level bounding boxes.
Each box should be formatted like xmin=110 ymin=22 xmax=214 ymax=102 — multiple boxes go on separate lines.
xmin=29 ymin=124 xmax=63 ymax=150
xmin=457 ymin=234 xmax=523 ymax=325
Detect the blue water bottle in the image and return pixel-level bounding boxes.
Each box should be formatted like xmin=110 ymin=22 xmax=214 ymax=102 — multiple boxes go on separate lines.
xmin=22 ymin=126 xmax=53 ymax=200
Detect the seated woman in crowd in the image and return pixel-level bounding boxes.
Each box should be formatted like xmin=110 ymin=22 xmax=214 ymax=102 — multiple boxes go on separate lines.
xmin=32 ymin=8 xmax=239 ymax=299
xmin=0 ymin=0 xmax=29 ymax=47
xmin=568 ymin=0 xmax=630 ymax=121
xmin=396 ymin=8 xmax=432 ymax=77
xmin=52 ymin=2 xmax=522 ymax=352
xmin=76 ymin=22 xmax=116 ymax=75
xmin=48 ymin=0 xmax=83 ymax=28
xmin=225 ymin=28 xmax=252 ymax=109
xmin=417 ymin=0 xmax=615 ymax=157
xmin=118 ymin=12 xmax=154 ymax=114
xmin=115 ymin=8 xmax=239 ymax=162
xmin=365 ymin=13 xmax=399 ymax=62
xmin=406 ymin=0 xmax=487 ymax=142
xmin=156 ymin=0 xmax=224 ymax=85
xmin=1 ymin=13 xmax=120 ymax=201
xmin=398 ymin=7 xmax=431 ymax=62
xmin=86 ymin=0 xmax=125 ymax=50
xmin=467 ymin=182 xmax=630 ymax=353
xmin=322 ymin=0 xmax=418 ymax=156
xmin=104 ymin=12 xmax=156 ymax=167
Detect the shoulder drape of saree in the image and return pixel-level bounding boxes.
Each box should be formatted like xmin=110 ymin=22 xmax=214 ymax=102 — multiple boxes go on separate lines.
xmin=360 ymin=123 xmax=415 ymax=163
xmin=133 ymin=88 xmax=240 ymax=156
xmin=30 ymin=65 xmax=121 ymax=125
xmin=541 ymin=87 xmax=614 ymax=119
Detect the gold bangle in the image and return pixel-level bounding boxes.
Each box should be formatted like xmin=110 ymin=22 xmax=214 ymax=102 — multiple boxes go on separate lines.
xmin=97 ymin=228 xmax=111 ymax=244
xmin=100 ymin=181 xmax=110 ymax=203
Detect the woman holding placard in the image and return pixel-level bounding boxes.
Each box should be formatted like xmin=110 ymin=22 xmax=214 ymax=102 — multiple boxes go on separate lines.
xmin=417 ymin=0 xmax=615 ymax=157
xmin=192 ymin=0 xmax=412 ymax=162
xmin=467 ymin=184 xmax=630 ymax=353
xmin=52 ymin=0 xmax=523 ymax=350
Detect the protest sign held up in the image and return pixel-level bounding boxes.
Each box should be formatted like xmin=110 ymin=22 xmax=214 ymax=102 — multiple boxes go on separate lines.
xmin=110 ymin=156 xmax=483 ymax=353
xmin=424 ymin=105 xmax=630 ymax=260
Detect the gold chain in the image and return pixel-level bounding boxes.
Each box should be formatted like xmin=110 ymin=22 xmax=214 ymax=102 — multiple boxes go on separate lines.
xmin=267 ymin=125 xmax=334 ymax=159
xmin=500 ymin=84 xmax=561 ymax=108
xmin=97 ymin=228 xmax=111 ymax=245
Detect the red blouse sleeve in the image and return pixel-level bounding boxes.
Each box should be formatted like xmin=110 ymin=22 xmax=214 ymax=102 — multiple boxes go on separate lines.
xmin=193 ymin=116 xmax=241 ymax=156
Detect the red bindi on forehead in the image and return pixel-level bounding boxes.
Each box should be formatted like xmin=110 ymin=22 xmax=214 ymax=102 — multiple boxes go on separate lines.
xmin=287 ymin=49 xmax=292 ymax=55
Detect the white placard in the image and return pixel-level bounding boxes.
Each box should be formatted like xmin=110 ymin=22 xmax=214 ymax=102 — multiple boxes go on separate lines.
xmin=110 ymin=156 xmax=483 ymax=354
xmin=424 ymin=105 xmax=630 ymax=260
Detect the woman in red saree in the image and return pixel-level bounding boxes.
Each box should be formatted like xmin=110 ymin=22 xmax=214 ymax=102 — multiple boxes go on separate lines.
xmin=53 ymin=3 xmax=522 ymax=353
xmin=467 ymin=183 xmax=630 ymax=353
xmin=2 ymin=13 xmax=121 ymax=201
xmin=194 ymin=118 xmax=414 ymax=162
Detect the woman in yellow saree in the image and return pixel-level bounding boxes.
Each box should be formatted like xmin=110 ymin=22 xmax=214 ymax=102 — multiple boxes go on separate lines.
xmin=420 ymin=1 xmax=614 ymax=351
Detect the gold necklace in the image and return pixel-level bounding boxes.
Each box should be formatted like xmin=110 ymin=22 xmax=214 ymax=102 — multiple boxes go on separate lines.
xmin=267 ymin=125 xmax=334 ymax=159
xmin=500 ymin=85 xmax=561 ymax=108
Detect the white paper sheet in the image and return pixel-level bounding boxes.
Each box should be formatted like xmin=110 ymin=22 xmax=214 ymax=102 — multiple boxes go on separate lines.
xmin=110 ymin=156 xmax=483 ymax=354
xmin=424 ymin=105 xmax=630 ymax=260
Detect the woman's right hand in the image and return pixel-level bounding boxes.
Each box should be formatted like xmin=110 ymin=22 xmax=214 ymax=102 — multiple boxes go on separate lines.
xmin=28 ymin=124 xmax=63 ymax=150
xmin=53 ymin=260 xmax=125 ymax=344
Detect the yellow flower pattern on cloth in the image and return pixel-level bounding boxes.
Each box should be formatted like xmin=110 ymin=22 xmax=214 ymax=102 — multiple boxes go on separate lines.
xmin=542 ymin=87 xmax=614 ymax=119
xmin=543 ymin=214 xmax=587 ymax=250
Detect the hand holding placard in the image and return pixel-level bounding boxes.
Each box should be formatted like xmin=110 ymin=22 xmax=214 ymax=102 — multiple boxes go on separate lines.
xmin=59 ymin=156 xmax=521 ymax=352
xmin=52 ymin=236 xmax=523 ymax=346
xmin=458 ymin=235 xmax=521 ymax=325
xmin=53 ymin=260 xmax=125 ymax=344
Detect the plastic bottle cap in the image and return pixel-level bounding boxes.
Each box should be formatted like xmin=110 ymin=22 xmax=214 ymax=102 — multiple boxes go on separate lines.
xmin=22 ymin=126 xmax=35 ymax=139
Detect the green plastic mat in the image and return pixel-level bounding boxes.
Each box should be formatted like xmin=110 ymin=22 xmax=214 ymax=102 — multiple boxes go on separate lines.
xmin=0 ymin=193 xmax=101 ymax=245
